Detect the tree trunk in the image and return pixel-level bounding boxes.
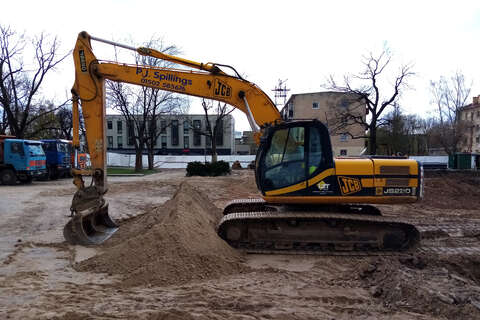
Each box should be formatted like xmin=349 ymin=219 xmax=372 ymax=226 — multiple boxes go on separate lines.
xmin=135 ymin=150 xmax=143 ymax=172
xmin=147 ymin=150 xmax=154 ymax=170
xmin=211 ymin=144 xmax=218 ymax=163
xmin=211 ymin=128 xmax=218 ymax=163
xmin=369 ymin=123 xmax=377 ymax=155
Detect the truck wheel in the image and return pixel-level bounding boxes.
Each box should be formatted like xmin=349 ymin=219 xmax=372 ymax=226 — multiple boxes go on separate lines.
xmin=50 ymin=167 xmax=59 ymax=180
xmin=19 ymin=176 xmax=33 ymax=184
xmin=1 ymin=169 xmax=17 ymax=185
xmin=47 ymin=167 xmax=58 ymax=180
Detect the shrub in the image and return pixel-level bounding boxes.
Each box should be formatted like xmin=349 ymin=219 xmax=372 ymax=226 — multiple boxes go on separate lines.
xmin=186 ymin=160 xmax=231 ymax=177
xmin=208 ymin=160 xmax=231 ymax=176
xmin=186 ymin=161 xmax=208 ymax=176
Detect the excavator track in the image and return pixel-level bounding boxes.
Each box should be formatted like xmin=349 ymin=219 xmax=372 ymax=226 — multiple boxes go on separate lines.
xmin=218 ymin=199 xmax=419 ymax=255
xmin=223 ymin=198 xmax=382 ymax=216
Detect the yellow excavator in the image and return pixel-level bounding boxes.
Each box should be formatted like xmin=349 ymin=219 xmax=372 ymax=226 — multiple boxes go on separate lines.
xmin=66 ymin=31 xmax=423 ymax=253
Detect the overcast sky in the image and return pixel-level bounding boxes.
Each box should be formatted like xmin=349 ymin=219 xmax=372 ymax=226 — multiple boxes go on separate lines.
xmin=3 ymin=0 xmax=480 ymax=131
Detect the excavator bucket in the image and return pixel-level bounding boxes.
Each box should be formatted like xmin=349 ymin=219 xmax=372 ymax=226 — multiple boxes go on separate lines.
xmin=63 ymin=203 xmax=118 ymax=245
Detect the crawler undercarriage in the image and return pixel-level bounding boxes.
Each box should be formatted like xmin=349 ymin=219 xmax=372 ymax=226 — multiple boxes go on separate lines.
xmin=218 ymin=199 xmax=420 ymax=255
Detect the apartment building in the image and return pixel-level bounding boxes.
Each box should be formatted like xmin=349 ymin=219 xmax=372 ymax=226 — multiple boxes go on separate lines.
xmin=459 ymin=95 xmax=480 ymax=153
xmin=281 ymin=92 xmax=366 ymax=156
xmin=105 ymin=114 xmax=235 ymax=155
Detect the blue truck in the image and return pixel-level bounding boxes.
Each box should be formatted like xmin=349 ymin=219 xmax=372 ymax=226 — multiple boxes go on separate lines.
xmin=0 ymin=135 xmax=47 ymax=185
xmin=41 ymin=139 xmax=72 ymax=179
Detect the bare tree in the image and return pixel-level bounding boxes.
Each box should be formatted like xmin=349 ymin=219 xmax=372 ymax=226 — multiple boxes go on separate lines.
xmin=0 ymin=25 xmax=69 ymax=138
xmin=195 ymin=99 xmax=235 ymax=163
xmin=138 ymin=39 xmax=188 ymax=170
xmin=376 ymin=105 xmax=428 ymax=156
xmin=430 ymin=71 xmax=472 ymax=155
xmin=55 ymin=105 xmax=74 ymax=139
xmin=0 ymin=106 xmax=8 ymax=134
xmin=23 ymin=100 xmax=69 ymax=139
xmin=325 ymin=48 xmax=414 ymax=154
xmin=107 ymin=37 xmax=188 ymax=171
xmin=107 ymin=81 xmax=147 ymax=171
xmin=145 ymin=90 xmax=187 ymax=169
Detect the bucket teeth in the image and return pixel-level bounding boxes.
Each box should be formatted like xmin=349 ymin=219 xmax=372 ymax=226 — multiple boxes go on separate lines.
xmin=63 ymin=203 xmax=118 ymax=245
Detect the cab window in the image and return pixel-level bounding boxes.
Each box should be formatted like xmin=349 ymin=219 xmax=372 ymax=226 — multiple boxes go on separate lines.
xmin=44 ymin=142 xmax=56 ymax=151
xmin=307 ymin=126 xmax=324 ymax=176
xmin=263 ymin=126 xmax=306 ymax=190
xmin=11 ymin=142 xmax=24 ymax=155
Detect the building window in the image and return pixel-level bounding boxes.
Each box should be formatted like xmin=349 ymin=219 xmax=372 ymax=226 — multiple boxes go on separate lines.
xmin=193 ymin=120 xmax=202 ymax=146
xmin=107 ymin=121 xmax=112 ymax=130
xmin=215 ymin=119 xmax=223 ymax=146
xmin=476 ymin=136 xmax=480 ymax=144
xmin=477 ymin=110 xmax=480 ymax=118
xmin=160 ymin=120 xmax=167 ymax=134
xmin=117 ymin=121 xmax=123 ymax=134
xmin=206 ymin=135 xmax=211 ymax=148
xmin=312 ymin=102 xmax=319 ymax=109
xmin=161 ymin=135 xmax=167 ymax=148
xmin=117 ymin=136 xmax=123 ymax=149
xmin=183 ymin=120 xmax=190 ymax=134
xmin=340 ymin=149 xmax=347 ymax=156
xmin=107 ymin=136 xmax=113 ymax=148
xmin=171 ymin=120 xmax=179 ymax=146
xmin=288 ymin=103 xmax=294 ymax=118
xmin=184 ymin=136 xmax=189 ymax=149
xmin=148 ymin=120 xmax=157 ymax=145
xmin=340 ymin=134 xmax=348 ymax=142
xmin=127 ymin=120 xmax=135 ymax=145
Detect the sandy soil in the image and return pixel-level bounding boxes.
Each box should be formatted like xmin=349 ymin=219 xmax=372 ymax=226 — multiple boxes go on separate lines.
xmin=0 ymin=169 xmax=480 ymax=319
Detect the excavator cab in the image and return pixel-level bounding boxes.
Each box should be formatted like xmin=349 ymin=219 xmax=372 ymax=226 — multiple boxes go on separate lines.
xmin=256 ymin=120 xmax=334 ymax=195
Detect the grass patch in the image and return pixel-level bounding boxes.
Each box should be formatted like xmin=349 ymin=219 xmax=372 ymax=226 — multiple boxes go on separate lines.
xmin=107 ymin=167 xmax=158 ymax=175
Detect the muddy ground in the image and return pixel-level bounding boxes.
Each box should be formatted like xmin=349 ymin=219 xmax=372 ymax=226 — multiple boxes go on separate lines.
xmin=0 ymin=169 xmax=480 ymax=319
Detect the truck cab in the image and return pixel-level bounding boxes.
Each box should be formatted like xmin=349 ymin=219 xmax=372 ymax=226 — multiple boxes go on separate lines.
xmin=41 ymin=139 xmax=72 ymax=179
xmin=0 ymin=137 xmax=47 ymax=185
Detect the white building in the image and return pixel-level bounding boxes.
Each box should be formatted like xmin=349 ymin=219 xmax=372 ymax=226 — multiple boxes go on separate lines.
xmin=105 ymin=114 xmax=235 ymax=155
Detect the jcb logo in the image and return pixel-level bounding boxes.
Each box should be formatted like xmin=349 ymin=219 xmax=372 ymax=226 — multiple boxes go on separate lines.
xmin=338 ymin=176 xmax=362 ymax=195
xmin=213 ymin=79 xmax=231 ymax=97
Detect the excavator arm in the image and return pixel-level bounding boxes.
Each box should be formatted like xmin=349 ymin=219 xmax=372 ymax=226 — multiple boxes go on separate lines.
xmin=66 ymin=31 xmax=282 ymax=244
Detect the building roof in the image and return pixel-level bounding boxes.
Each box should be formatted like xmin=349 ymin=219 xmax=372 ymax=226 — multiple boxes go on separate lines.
xmin=284 ymin=91 xmax=365 ymax=105
xmin=460 ymin=96 xmax=480 ymax=111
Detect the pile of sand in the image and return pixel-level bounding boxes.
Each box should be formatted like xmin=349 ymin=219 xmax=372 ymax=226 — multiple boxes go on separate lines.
xmin=75 ymin=182 xmax=249 ymax=287
xmin=422 ymin=171 xmax=480 ymax=209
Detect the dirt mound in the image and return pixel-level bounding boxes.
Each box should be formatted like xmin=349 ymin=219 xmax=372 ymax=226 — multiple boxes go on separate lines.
xmin=359 ymin=254 xmax=480 ymax=319
xmin=75 ymin=182 xmax=249 ymax=287
xmin=422 ymin=172 xmax=480 ymax=209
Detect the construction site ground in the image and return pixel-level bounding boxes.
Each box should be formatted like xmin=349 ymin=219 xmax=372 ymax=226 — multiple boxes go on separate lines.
xmin=1 ymin=169 xmax=480 ymax=319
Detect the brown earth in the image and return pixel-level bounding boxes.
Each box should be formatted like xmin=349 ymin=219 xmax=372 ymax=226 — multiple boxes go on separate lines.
xmin=75 ymin=182 xmax=249 ymax=287
xmin=1 ymin=169 xmax=480 ymax=319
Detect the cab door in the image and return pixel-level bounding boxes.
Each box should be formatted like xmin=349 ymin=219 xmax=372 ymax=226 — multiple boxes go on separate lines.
xmin=260 ymin=125 xmax=307 ymax=192
xmin=256 ymin=121 xmax=334 ymax=195
xmin=8 ymin=141 xmax=27 ymax=170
